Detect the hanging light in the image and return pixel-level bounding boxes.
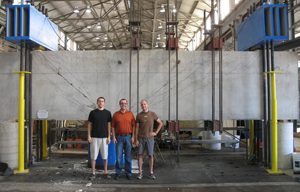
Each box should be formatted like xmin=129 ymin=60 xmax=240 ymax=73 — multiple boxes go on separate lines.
xmin=109 ymin=43 xmax=113 ymax=47
xmin=86 ymin=5 xmax=91 ymax=13
xmin=87 ymin=25 xmax=91 ymax=29
xmin=162 ymin=43 xmax=166 ymax=48
xmin=164 ymin=35 xmax=166 ymax=39
xmin=95 ymin=34 xmax=99 ymax=40
xmin=96 ymin=23 xmax=101 ymax=29
xmin=155 ymin=43 xmax=158 ymax=47
xmin=160 ymin=5 xmax=165 ymax=13
xmin=104 ymin=34 xmax=108 ymax=40
xmin=74 ymin=6 xmax=79 ymax=13
xmin=157 ymin=34 xmax=161 ymax=40
xmin=172 ymin=5 xmax=176 ymax=13
xmin=158 ymin=22 xmax=162 ymax=29
xmin=102 ymin=43 xmax=106 ymax=47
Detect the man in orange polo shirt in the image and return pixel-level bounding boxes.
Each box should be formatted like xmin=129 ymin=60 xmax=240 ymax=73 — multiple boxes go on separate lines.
xmin=112 ymin=98 xmax=136 ymax=180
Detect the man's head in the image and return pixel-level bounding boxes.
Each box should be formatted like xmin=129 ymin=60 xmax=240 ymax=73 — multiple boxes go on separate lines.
xmin=97 ymin=97 xmax=105 ymax=109
xmin=119 ymin=98 xmax=128 ymax=111
xmin=140 ymin=100 xmax=149 ymax=112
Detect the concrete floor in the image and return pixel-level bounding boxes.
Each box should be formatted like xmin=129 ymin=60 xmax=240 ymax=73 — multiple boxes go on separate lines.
xmin=1 ymin=147 xmax=300 ymax=192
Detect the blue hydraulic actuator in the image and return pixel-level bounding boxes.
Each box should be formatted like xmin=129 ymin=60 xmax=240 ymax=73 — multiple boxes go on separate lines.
xmin=237 ymin=4 xmax=288 ymax=51
xmin=6 ymin=4 xmax=58 ymax=51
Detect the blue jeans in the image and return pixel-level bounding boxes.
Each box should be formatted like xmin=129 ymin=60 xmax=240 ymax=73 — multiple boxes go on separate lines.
xmin=115 ymin=134 xmax=132 ymax=176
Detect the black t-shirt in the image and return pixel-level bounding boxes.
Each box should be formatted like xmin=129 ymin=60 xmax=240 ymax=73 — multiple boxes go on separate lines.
xmin=88 ymin=109 xmax=112 ymax=138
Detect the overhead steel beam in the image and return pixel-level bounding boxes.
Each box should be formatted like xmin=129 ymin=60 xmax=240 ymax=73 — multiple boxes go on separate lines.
xmin=113 ymin=0 xmax=130 ymax=43
xmin=274 ymin=36 xmax=300 ymax=51
xmin=98 ymin=0 xmax=123 ymax=49
xmin=177 ymin=1 xmax=199 ymax=43
xmin=35 ymin=0 xmax=110 ymax=2
xmin=52 ymin=17 xmax=200 ymax=21
xmin=151 ymin=0 xmax=158 ymax=49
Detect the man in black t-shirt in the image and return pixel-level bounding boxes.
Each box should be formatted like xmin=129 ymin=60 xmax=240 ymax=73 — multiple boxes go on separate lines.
xmin=87 ymin=97 xmax=112 ymax=180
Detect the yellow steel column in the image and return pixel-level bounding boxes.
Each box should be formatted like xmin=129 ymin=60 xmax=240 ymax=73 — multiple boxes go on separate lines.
xmin=43 ymin=120 xmax=48 ymax=158
xmin=249 ymin=120 xmax=254 ymax=159
xmin=266 ymin=71 xmax=283 ymax=174
xmin=13 ymin=71 xmax=31 ymax=174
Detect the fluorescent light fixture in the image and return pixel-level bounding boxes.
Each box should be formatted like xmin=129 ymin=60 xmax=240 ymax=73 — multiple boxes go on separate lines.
xmin=86 ymin=5 xmax=91 ymax=13
xmin=158 ymin=22 xmax=162 ymax=29
xmin=157 ymin=34 xmax=161 ymax=40
xmin=97 ymin=23 xmax=101 ymax=29
xmin=74 ymin=6 xmax=79 ymax=13
xmin=160 ymin=5 xmax=165 ymax=13
xmin=172 ymin=5 xmax=176 ymax=13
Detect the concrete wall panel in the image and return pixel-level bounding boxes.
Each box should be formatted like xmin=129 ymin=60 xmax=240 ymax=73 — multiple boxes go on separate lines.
xmin=0 ymin=50 xmax=297 ymax=121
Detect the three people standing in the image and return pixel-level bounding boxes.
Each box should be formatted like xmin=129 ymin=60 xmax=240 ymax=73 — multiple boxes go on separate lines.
xmin=88 ymin=98 xmax=161 ymax=180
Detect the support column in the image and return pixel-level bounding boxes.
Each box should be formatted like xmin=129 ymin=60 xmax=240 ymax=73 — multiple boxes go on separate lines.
xmin=233 ymin=19 xmax=239 ymax=51
xmin=42 ymin=120 xmax=48 ymax=159
xmin=266 ymin=71 xmax=283 ymax=174
xmin=12 ymin=70 xmax=31 ymax=174
xmin=249 ymin=120 xmax=254 ymax=159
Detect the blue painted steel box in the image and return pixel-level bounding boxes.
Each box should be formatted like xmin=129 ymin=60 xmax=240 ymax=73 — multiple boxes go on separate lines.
xmin=237 ymin=4 xmax=288 ymax=51
xmin=6 ymin=5 xmax=58 ymax=51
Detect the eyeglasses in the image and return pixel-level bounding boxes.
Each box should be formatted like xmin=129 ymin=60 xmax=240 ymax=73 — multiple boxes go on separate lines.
xmin=120 ymin=103 xmax=127 ymax=105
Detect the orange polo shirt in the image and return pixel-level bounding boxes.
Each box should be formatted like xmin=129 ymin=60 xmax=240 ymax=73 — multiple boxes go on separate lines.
xmin=112 ymin=110 xmax=136 ymax=135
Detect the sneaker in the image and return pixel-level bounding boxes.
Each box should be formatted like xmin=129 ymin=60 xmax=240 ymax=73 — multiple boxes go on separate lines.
xmin=89 ymin=173 xmax=96 ymax=180
xmin=136 ymin=172 xmax=143 ymax=180
xmin=149 ymin=173 xmax=156 ymax=180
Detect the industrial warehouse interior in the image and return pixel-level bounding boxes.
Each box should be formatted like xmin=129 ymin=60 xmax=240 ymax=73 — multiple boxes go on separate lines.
xmin=1 ymin=0 xmax=300 ymax=191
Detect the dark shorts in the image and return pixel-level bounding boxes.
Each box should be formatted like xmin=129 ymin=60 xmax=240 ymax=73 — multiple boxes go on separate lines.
xmin=138 ymin=137 xmax=154 ymax=156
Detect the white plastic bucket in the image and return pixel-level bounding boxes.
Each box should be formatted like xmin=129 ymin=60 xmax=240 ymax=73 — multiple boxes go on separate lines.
xmin=202 ymin=131 xmax=221 ymax=150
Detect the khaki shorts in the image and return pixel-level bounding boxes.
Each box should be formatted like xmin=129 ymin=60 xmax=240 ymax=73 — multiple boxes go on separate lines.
xmin=90 ymin=137 xmax=108 ymax=160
